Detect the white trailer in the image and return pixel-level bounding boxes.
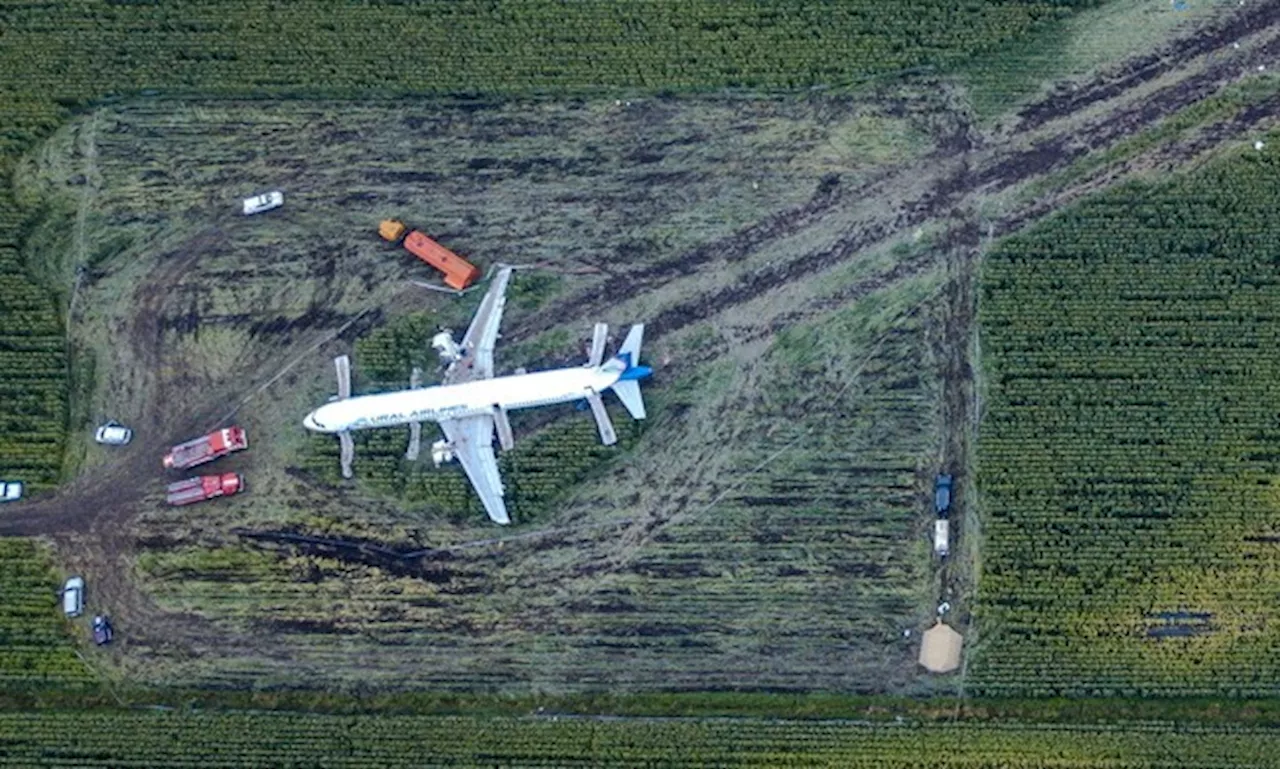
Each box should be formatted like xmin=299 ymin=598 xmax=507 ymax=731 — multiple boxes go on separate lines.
xmin=933 ymin=519 xmax=950 ymax=557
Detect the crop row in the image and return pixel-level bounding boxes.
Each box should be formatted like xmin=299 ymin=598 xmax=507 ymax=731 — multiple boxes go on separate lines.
xmin=972 ymin=143 xmax=1280 ymax=695
xmin=2 ymin=713 xmax=1279 ymax=767
xmin=0 ymin=229 xmax=66 ymax=489
xmin=0 ymin=1 xmax=1086 ymax=102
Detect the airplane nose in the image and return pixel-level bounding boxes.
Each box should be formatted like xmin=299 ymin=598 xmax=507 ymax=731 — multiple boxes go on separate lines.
xmin=303 ymin=411 xmax=323 ymax=432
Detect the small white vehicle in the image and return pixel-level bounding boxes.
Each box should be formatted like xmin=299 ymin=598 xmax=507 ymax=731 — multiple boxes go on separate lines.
xmin=933 ymin=519 xmax=950 ymax=558
xmin=242 ymin=190 xmax=284 ymax=216
xmin=62 ymin=576 xmax=85 ymax=618
xmin=94 ymin=421 xmax=133 ymax=446
xmin=0 ymin=481 xmax=22 ymax=502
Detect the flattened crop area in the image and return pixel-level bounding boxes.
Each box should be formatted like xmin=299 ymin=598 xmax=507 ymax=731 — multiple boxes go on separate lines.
xmin=976 ymin=134 xmax=1280 ymax=696
xmin=9 ymin=97 xmax=953 ymax=691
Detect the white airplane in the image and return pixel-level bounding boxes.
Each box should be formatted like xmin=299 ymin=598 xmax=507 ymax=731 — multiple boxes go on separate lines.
xmin=303 ymin=266 xmax=651 ymax=524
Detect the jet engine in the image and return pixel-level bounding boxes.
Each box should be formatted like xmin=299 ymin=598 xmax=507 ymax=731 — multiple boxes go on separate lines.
xmin=430 ymin=439 xmax=455 ymax=467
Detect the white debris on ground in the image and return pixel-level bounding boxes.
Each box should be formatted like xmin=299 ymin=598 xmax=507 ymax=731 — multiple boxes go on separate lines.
xmin=1256 ymin=140 xmax=1266 ymax=151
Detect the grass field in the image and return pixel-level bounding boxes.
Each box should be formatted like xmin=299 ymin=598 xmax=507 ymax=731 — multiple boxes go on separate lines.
xmin=7 ymin=96 xmax=955 ymax=693
xmin=973 ymin=128 xmax=1280 ymax=696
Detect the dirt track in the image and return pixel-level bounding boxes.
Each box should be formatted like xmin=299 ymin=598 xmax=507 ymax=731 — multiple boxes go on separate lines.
xmin=3 ymin=0 xmax=1280 ymax=669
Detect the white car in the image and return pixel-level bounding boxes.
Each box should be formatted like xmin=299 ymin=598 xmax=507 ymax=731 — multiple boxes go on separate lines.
xmin=0 ymin=481 xmax=21 ymax=502
xmin=62 ymin=576 xmax=85 ymax=618
xmin=242 ymin=190 xmax=284 ymax=215
xmin=94 ymin=421 xmax=132 ymax=446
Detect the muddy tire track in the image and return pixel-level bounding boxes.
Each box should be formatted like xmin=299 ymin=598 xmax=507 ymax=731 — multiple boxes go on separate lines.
xmin=1013 ymin=0 xmax=1280 ymax=133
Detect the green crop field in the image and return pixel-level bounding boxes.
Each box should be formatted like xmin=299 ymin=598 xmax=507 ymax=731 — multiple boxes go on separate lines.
xmin=0 ymin=212 xmax=67 ymax=489
xmin=2 ymin=712 xmax=1279 ymax=767
xmin=9 ymin=0 xmax=1280 ymax=763
xmin=0 ymin=540 xmax=90 ymax=689
xmin=974 ymin=128 xmax=1280 ymax=697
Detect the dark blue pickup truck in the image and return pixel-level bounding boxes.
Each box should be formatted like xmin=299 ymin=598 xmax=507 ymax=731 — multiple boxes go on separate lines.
xmin=934 ymin=474 xmax=953 ymax=516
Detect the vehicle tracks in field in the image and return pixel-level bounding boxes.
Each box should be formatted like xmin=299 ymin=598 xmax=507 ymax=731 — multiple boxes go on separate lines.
xmin=582 ymin=2 xmax=1280 ymax=550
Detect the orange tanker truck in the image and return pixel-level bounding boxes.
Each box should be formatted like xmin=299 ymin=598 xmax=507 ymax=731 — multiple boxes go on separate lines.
xmin=379 ymin=220 xmax=480 ymax=291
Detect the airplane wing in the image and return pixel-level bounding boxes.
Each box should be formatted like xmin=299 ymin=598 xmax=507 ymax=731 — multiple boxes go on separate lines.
xmin=439 ymin=414 xmax=509 ymax=524
xmin=443 ymin=266 xmax=514 ymax=386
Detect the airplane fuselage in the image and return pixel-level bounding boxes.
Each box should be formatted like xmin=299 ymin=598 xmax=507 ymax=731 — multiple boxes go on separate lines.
xmin=303 ymin=364 xmax=623 ymax=434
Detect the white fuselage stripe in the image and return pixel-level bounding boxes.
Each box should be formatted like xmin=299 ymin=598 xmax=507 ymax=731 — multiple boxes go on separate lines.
xmin=308 ymin=366 xmax=621 ymax=433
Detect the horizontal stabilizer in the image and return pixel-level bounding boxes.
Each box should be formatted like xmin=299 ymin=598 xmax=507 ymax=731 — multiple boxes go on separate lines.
xmin=611 ymin=379 xmax=646 ymax=421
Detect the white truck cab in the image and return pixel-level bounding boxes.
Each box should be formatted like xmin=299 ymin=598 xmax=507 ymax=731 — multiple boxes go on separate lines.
xmin=0 ymin=481 xmax=21 ymax=502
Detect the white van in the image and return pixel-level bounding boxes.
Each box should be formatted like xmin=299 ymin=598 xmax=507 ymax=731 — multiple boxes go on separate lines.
xmin=933 ymin=519 xmax=950 ymax=558
xmin=62 ymin=576 xmax=84 ymax=618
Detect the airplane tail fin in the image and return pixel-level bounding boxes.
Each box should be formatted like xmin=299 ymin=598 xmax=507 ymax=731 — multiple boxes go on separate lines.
xmin=617 ymin=324 xmax=643 ymax=366
xmin=609 ymin=324 xmax=650 ymax=420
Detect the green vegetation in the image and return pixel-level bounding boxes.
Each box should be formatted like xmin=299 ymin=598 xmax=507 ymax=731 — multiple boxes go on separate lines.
xmin=0 ymin=540 xmax=90 ymax=689
xmin=0 ymin=0 xmax=1090 ymax=487
xmin=12 ymin=0 xmax=1276 ymax=762
xmin=0 ymin=214 xmax=66 ymax=490
xmin=975 ymin=130 xmax=1280 ymax=696
xmin=957 ymin=0 xmax=1213 ymax=120
xmin=4 ymin=712 xmax=1280 ymax=767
